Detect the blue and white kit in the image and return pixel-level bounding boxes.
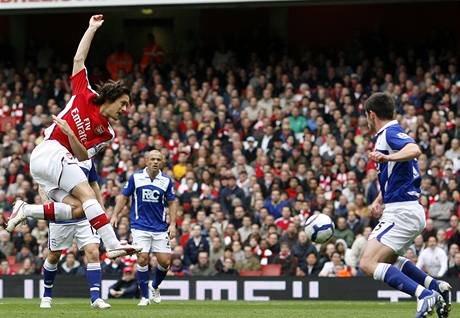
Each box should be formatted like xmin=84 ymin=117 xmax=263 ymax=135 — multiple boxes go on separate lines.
xmin=368 ymin=120 xmax=426 ymax=254
xmin=47 ymin=159 xmax=100 ymax=251
xmin=122 ymin=168 xmax=175 ymax=254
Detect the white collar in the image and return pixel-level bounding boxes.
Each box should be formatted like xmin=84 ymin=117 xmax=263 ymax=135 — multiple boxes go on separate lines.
xmin=144 ymin=168 xmax=161 ymax=180
xmin=376 ymin=120 xmax=398 ymax=135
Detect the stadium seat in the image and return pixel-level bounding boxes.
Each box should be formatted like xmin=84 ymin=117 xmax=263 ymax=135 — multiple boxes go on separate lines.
xmin=7 ymin=256 xmax=16 ymax=266
xmin=11 ymin=263 xmax=22 ymax=273
xmin=239 ymin=271 xmax=262 ymax=276
xmin=261 ymin=264 xmax=282 ymax=276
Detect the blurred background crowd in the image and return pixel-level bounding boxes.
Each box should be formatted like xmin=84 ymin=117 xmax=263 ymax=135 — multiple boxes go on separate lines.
xmin=0 ymin=29 xmax=460 ymax=280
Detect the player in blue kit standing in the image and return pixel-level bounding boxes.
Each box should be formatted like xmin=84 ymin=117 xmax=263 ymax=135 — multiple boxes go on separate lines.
xmin=359 ymin=93 xmax=452 ymax=318
xmin=39 ymin=159 xmax=110 ymax=309
xmin=112 ymin=150 xmax=177 ymax=306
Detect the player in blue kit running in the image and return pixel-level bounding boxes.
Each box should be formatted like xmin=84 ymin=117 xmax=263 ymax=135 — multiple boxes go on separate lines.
xmin=39 ymin=159 xmax=110 ymax=309
xmin=111 ymin=150 xmax=177 ymax=306
xmin=359 ymin=93 xmax=452 ymax=318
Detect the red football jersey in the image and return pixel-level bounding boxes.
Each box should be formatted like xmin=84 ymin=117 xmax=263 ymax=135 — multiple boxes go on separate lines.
xmin=44 ymin=68 xmax=115 ymax=158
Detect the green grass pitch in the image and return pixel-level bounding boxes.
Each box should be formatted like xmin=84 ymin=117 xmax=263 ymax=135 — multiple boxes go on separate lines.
xmin=0 ymin=299 xmax=457 ymax=317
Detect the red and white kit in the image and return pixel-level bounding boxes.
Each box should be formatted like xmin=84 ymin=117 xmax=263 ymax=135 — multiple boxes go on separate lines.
xmin=31 ymin=68 xmax=115 ymax=196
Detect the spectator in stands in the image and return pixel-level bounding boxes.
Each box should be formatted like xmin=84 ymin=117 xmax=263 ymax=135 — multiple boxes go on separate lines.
xmin=429 ymin=189 xmax=454 ymax=230
xmin=445 ymin=252 xmax=460 ymax=278
xmin=273 ymin=242 xmax=297 ymax=276
xmin=446 ymin=215 xmax=458 ymax=240
xmin=422 ymin=218 xmax=437 ymax=241
xmin=334 ymin=217 xmax=355 ymax=247
xmin=184 ymin=225 xmax=209 ymax=268
xmin=216 ymin=257 xmax=238 ymax=276
xmin=264 ymin=189 xmax=289 ymax=219
xmin=416 ymin=236 xmax=448 ymax=278
xmin=190 ymin=251 xmax=217 ymax=276
xmin=139 ymin=33 xmax=164 ymax=73
xmin=235 ymin=245 xmax=260 ymax=272
xmin=0 ymin=259 xmax=15 ymax=275
xmin=292 ymin=231 xmax=316 ymax=267
xmin=319 ymin=252 xmax=345 ymax=277
xmin=297 ymin=252 xmax=320 ymax=276
xmin=168 ymin=254 xmax=188 ymax=277
xmin=59 ymin=252 xmax=81 ymax=275
xmin=0 ymin=230 xmax=14 ymax=257
xmin=106 ymin=43 xmax=133 ymax=80
xmin=347 ymin=227 xmax=371 ymax=269
xmin=108 ymin=267 xmax=139 ymax=299
xmin=448 ymin=243 xmax=459 ymax=268
xmin=238 ymin=215 xmax=252 ymax=242
xmin=17 ymin=257 xmax=36 ymax=275
xmin=219 ymin=176 xmax=246 ymax=214
xmin=209 ymin=236 xmax=224 ymax=269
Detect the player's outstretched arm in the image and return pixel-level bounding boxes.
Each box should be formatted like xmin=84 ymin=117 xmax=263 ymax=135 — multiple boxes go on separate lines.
xmin=111 ymin=194 xmax=129 ymax=227
xmin=72 ymin=14 xmax=104 ymax=76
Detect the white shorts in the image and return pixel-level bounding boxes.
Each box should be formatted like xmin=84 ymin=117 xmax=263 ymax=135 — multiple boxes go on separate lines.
xmin=48 ymin=219 xmax=100 ymax=251
xmin=369 ymin=201 xmax=426 ymax=255
xmin=30 ymin=140 xmax=87 ymax=196
xmin=131 ymin=229 xmax=171 ymax=254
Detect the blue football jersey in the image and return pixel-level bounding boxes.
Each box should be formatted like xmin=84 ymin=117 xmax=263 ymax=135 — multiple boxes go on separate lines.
xmin=122 ymin=169 xmax=176 ymax=232
xmin=373 ymin=120 xmax=421 ymax=204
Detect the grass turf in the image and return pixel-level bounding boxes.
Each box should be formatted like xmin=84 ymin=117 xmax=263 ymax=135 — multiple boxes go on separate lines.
xmin=0 ymin=299 xmax=457 ymax=317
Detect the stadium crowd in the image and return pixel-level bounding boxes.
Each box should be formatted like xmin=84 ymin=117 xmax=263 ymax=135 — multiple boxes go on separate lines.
xmin=0 ymin=35 xmax=460 ymax=280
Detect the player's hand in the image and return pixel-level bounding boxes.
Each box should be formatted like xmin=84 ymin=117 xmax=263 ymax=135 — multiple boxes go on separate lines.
xmin=369 ymin=201 xmax=383 ymax=218
xmin=89 ymin=14 xmax=104 ymax=29
xmin=110 ymin=215 xmax=118 ymax=228
xmin=52 ymin=115 xmax=74 ymax=137
xmin=369 ymin=151 xmax=390 ymax=163
xmin=168 ymin=224 xmax=176 ymax=240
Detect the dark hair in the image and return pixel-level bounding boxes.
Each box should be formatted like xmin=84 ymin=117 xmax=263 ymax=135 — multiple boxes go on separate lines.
xmin=364 ymin=92 xmax=395 ymax=120
xmin=93 ymin=80 xmax=130 ymax=106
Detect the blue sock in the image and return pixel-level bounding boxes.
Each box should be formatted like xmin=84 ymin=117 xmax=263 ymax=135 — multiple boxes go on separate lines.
xmin=395 ymin=257 xmax=440 ymax=293
xmin=136 ymin=264 xmax=150 ymax=299
xmin=374 ymin=263 xmax=432 ymax=299
xmin=43 ymin=259 xmax=58 ymax=298
xmin=86 ymin=263 xmax=102 ymax=303
xmin=152 ymin=264 xmax=168 ymax=289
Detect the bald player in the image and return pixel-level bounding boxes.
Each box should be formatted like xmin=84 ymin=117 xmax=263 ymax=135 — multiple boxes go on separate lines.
xmin=111 ymin=150 xmax=177 ymax=306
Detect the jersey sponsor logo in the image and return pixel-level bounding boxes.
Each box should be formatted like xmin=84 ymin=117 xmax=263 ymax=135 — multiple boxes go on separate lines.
xmin=71 ymin=108 xmax=91 ymax=143
xmin=95 ymin=125 xmax=104 ymax=135
xmin=397 ymin=132 xmax=411 ymax=139
xmin=142 ymin=188 xmax=161 ymax=202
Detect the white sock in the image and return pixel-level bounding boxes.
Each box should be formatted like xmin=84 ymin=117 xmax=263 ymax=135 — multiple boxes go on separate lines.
xmin=23 ymin=203 xmax=72 ymax=220
xmin=82 ymin=199 xmax=119 ymax=250
xmin=373 ymin=263 xmax=390 ymax=281
xmin=44 ymin=259 xmax=58 ymax=271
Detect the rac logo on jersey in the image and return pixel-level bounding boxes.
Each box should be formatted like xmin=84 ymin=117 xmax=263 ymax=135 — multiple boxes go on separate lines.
xmin=142 ymin=189 xmax=161 ymax=202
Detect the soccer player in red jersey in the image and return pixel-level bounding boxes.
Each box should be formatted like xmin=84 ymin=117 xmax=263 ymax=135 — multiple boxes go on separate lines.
xmin=6 ymin=15 xmax=141 ymax=259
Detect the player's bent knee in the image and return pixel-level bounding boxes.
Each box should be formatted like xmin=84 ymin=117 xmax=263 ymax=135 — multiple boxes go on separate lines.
xmin=84 ymin=244 xmax=100 ymax=262
xmin=47 ymin=250 xmax=62 ymax=264
xmin=71 ymin=181 xmax=97 ymax=202
xmin=137 ymin=253 xmax=149 ymax=266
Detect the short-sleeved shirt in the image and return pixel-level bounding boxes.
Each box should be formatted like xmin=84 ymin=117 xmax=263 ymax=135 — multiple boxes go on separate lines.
xmin=44 ymin=68 xmax=115 ymax=158
xmin=122 ymin=169 xmax=175 ymax=232
xmin=373 ymin=120 xmax=421 ymax=204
